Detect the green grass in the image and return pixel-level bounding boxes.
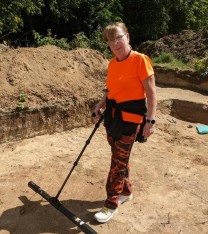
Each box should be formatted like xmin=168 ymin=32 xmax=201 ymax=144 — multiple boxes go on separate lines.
xmin=152 ymin=52 xmax=194 ymax=71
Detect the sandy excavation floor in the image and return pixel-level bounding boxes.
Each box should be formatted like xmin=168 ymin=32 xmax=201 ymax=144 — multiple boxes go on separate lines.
xmin=0 ymin=87 xmax=208 ymax=234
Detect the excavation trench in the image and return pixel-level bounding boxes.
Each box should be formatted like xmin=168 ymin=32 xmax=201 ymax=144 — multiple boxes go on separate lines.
xmin=0 ymin=99 xmax=207 ymax=144
xmin=0 ymin=101 xmax=95 ymax=144
xmin=158 ymin=99 xmax=208 ymax=125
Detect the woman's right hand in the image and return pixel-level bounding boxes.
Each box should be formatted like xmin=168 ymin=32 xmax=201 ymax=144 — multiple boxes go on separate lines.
xmin=92 ymin=92 xmax=107 ymax=118
xmin=92 ymin=105 xmax=101 ymax=118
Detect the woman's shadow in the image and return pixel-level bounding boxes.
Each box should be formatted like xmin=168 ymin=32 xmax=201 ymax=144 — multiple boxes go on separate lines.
xmin=0 ymin=195 xmax=103 ymax=234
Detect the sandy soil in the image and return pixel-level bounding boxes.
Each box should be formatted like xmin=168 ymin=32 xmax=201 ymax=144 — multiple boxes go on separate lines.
xmin=0 ymin=86 xmax=208 ymax=234
xmin=0 ymin=45 xmax=208 ymax=234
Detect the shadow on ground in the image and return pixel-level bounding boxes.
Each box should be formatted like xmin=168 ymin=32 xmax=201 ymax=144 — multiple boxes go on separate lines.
xmin=0 ymin=196 xmax=103 ymax=234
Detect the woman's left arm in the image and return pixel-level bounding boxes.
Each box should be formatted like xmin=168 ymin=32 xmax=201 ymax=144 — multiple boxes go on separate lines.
xmin=140 ymin=74 xmax=157 ymax=139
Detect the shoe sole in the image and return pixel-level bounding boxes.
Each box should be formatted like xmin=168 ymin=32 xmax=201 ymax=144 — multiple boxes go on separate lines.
xmin=94 ymin=209 xmax=118 ymax=223
xmin=118 ymin=194 xmax=133 ymax=205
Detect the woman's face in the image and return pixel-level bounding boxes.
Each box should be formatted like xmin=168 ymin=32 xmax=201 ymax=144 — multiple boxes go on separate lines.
xmin=107 ymin=27 xmax=130 ymax=60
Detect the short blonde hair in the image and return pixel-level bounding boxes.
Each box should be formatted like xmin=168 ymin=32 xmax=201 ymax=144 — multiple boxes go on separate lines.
xmin=102 ymin=22 xmax=128 ymax=42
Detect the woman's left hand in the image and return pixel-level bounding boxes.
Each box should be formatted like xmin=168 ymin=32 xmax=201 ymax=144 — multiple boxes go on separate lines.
xmin=142 ymin=122 xmax=154 ymax=139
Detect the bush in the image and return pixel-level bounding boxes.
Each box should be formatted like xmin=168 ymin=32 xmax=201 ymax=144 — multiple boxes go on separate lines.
xmin=89 ymin=26 xmax=111 ymax=59
xmin=195 ymin=57 xmax=208 ymax=73
xmin=69 ymin=32 xmax=90 ymax=49
xmin=33 ymin=28 xmax=111 ymax=59
xmin=33 ymin=29 xmax=71 ymax=50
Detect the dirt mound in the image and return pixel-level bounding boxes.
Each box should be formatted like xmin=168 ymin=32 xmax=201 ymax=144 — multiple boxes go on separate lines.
xmin=137 ymin=28 xmax=208 ymax=61
xmin=0 ymin=45 xmax=108 ymax=112
xmin=0 ymin=45 xmax=108 ymax=143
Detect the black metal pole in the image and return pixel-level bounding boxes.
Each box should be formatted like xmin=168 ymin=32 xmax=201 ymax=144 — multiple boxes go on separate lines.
xmin=55 ymin=113 xmax=104 ymax=200
xmin=28 ymin=113 xmax=103 ymax=233
xmin=28 ymin=181 xmax=97 ymax=234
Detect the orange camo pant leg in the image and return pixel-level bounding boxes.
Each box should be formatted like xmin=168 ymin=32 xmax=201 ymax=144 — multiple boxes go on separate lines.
xmin=104 ymin=132 xmax=136 ymax=209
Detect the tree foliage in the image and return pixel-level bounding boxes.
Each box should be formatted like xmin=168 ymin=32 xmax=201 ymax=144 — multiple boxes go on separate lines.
xmin=0 ymin=0 xmax=44 ymax=35
xmin=168 ymin=0 xmax=208 ymax=33
xmin=0 ymin=0 xmax=207 ymax=48
xmin=120 ymin=0 xmax=170 ymax=44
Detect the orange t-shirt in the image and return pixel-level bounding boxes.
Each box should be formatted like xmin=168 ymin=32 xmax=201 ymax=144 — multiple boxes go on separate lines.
xmin=106 ymin=51 xmax=154 ymax=123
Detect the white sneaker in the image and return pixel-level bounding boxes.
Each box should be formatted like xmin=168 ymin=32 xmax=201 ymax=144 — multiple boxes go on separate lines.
xmin=118 ymin=194 xmax=133 ymax=205
xmin=94 ymin=207 xmax=118 ymax=223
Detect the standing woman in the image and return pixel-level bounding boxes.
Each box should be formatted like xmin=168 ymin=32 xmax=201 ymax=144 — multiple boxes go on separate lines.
xmin=93 ymin=22 xmax=157 ymax=223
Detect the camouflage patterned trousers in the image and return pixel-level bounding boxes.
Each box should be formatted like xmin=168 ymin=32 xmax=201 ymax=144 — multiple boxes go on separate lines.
xmin=104 ymin=132 xmax=136 ymax=209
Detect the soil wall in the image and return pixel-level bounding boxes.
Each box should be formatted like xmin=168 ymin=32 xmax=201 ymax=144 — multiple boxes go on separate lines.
xmin=155 ymin=67 xmax=208 ymax=94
